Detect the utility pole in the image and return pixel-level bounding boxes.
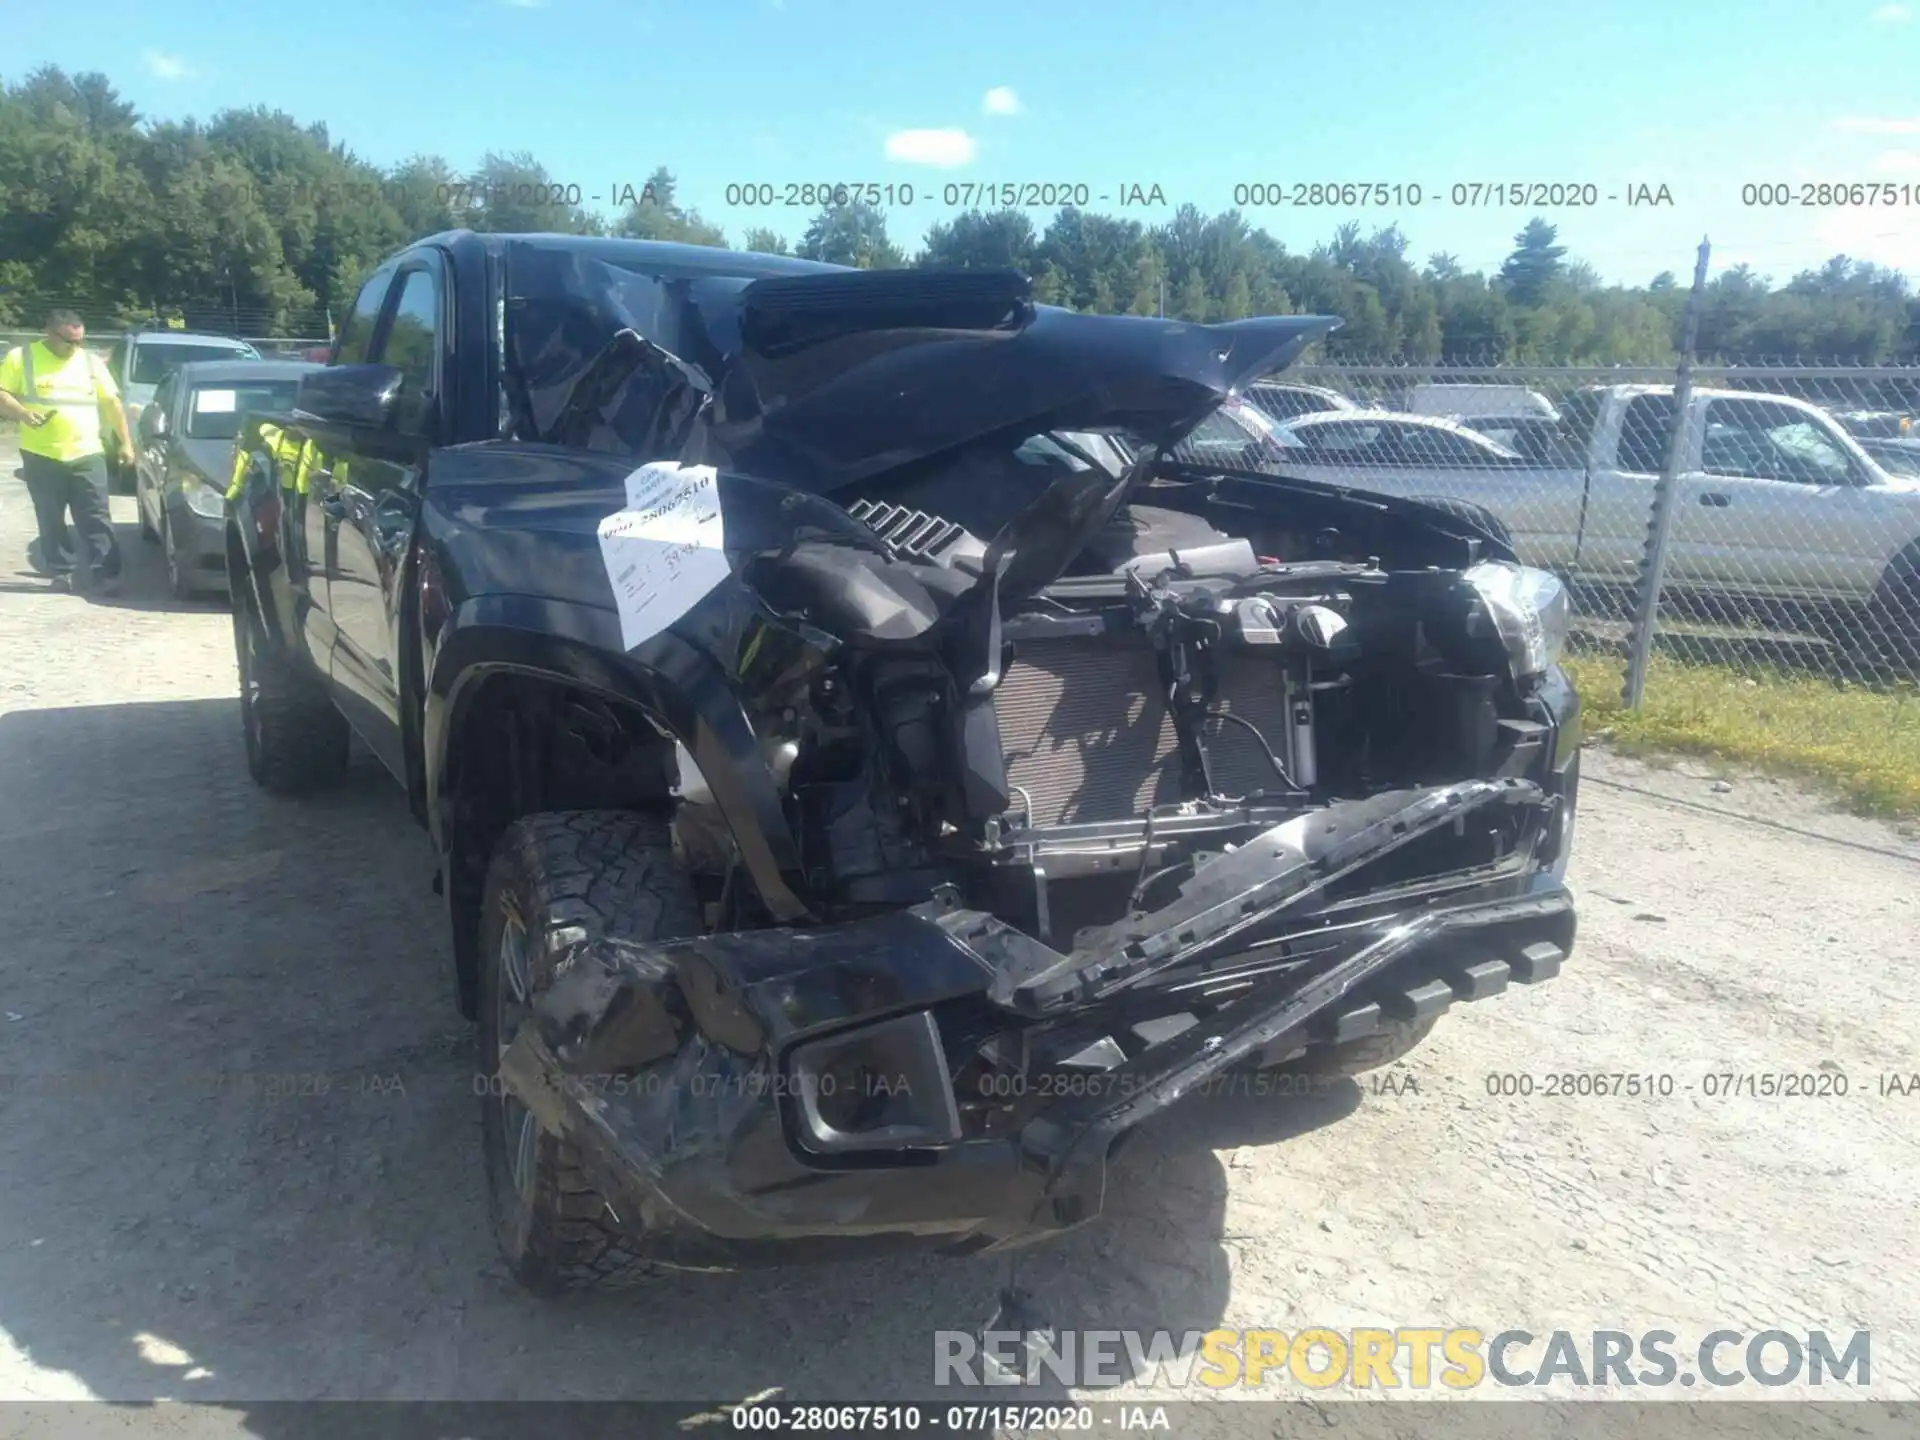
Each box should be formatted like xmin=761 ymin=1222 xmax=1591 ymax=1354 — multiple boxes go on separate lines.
xmin=1622 ymin=236 xmax=1712 ymax=709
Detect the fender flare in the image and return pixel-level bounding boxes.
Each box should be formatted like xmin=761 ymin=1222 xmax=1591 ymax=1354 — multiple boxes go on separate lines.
xmin=425 ymin=594 xmax=811 ymax=924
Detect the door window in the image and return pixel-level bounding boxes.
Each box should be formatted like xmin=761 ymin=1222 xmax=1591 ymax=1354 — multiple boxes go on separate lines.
xmin=144 ymin=375 xmax=176 ymax=440
xmin=374 ymin=268 xmax=441 ymax=436
xmin=1616 ymin=394 xmax=1677 ymax=472
xmin=335 ymin=267 xmax=395 ymax=366
xmin=1702 ymin=400 xmax=1861 ymax=487
xmin=1290 ymin=421 xmax=1391 ymax=460
xmin=1392 ymin=423 xmax=1510 ymax=467
xmin=1250 ymin=385 xmax=1343 ymax=420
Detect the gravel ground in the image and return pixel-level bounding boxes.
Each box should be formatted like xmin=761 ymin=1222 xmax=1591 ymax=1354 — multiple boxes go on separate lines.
xmin=1 ymin=440 xmax=1916 ymax=1435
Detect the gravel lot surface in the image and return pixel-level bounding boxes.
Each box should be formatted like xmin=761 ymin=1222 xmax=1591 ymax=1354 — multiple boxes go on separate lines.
xmin=0 ymin=438 xmax=1915 ymax=1437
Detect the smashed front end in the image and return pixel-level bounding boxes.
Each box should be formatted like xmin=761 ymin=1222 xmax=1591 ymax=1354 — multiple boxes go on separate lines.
xmin=493 ymin=255 xmax=1580 ymax=1266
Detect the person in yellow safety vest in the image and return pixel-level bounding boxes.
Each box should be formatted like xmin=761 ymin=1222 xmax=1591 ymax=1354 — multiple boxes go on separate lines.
xmin=0 ymin=308 xmax=133 ymax=593
xmin=224 ymin=438 xmax=253 ymax=503
xmin=228 ymin=424 xmax=335 ymax=575
xmin=284 ymin=436 xmax=323 ymax=569
xmin=224 ymin=421 xmax=308 ymax=501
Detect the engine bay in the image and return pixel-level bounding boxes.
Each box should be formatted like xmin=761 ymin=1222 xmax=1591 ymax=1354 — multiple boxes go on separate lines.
xmin=672 ymin=434 xmax=1556 ymax=975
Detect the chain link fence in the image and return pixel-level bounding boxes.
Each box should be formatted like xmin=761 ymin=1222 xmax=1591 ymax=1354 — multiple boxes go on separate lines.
xmin=8 ymin=324 xmax=1919 ymax=706
xmin=1189 ymin=358 xmax=1920 ymax=698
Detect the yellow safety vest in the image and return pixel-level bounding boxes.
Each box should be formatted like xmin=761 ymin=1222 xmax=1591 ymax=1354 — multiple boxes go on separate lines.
xmin=287 ymin=438 xmax=319 ymax=496
xmin=0 ymin=341 xmax=117 ymax=462
xmin=225 ymin=421 xmax=304 ymax=500
xmin=272 ymin=431 xmax=303 ymax=491
xmin=226 ymin=444 xmax=251 ymax=502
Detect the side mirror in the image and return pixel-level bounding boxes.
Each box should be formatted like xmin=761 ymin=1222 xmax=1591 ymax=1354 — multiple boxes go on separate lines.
xmin=142 ymin=407 xmax=168 ymax=441
xmin=295 ymin=364 xmax=402 ymax=430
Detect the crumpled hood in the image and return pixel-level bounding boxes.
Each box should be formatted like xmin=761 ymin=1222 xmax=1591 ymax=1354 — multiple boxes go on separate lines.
xmin=706 ymin=286 xmax=1342 ymax=491
xmin=502 ymin=243 xmax=1339 ymax=494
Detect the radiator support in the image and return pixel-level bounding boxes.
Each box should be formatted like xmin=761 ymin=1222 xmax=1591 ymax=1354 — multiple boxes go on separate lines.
xmin=994 ymin=636 xmax=1307 ymax=829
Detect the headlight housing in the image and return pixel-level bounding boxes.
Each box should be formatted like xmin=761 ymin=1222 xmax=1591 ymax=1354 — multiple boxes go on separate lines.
xmin=1463 ymin=561 xmax=1570 ymax=681
xmin=182 ymin=477 xmax=227 ymax=520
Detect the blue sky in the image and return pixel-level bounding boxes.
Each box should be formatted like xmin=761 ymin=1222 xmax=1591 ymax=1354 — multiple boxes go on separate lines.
xmin=15 ymin=0 xmax=1920 ymax=287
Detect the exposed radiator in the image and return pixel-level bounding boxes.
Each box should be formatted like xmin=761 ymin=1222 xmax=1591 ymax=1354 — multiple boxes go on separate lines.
xmin=996 ymin=637 xmax=1293 ymax=827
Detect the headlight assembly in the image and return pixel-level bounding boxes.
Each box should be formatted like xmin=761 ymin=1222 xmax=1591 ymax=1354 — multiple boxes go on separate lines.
xmin=182 ymin=479 xmax=227 ymax=520
xmin=1463 ymin=561 xmax=1570 ymax=681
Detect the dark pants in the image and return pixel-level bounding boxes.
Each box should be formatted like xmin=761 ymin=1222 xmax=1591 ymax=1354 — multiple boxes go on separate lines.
xmin=21 ymin=451 xmax=121 ymax=585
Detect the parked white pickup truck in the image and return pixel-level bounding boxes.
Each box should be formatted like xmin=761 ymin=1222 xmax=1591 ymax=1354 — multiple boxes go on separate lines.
xmin=1250 ymin=384 xmax=1920 ymax=662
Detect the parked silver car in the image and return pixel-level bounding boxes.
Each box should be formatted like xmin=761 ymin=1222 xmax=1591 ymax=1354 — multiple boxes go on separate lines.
xmin=1253 ymin=390 xmax=1920 ymax=666
xmin=102 ymin=330 xmax=260 ymax=490
xmin=132 ymin=358 xmax=318 ymax=599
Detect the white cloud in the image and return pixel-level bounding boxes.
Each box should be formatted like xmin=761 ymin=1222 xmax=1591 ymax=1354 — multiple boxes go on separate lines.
xmin=1831 ymin=115 xmax=1920 ymax=134
xmin=883 ymin=128 xmax=977 ymax=167
xmin=982 ymin=86 xmax=1021 ymax=117
xmin=142 ymin=50 xmax=193 ymax=81
xmin=1872 ymin=3 xmax=1910 ymax=21
xmin=1873 ymin=149 xmax=1920 ymax=171
xmin=1815 ymin=206 xmax=1920 ymax=271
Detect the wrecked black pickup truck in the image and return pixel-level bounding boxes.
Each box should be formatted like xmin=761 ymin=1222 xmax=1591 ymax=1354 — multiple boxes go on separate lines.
xmin=223 ymin=230 xmax=1579 ymax=1293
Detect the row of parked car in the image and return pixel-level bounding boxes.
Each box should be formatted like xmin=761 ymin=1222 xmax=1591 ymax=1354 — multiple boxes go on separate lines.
xmin=91 ymin=329 xmax=322 ymax=599
xmin=1182 ymin=378 xmax=1920 ymax=666
xmin=59 ymin=327 xmax=1920 ymax=667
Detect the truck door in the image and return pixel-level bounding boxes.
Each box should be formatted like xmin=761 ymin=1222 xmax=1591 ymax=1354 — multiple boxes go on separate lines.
xmin=322 ymin=256 xmax=442 ymax=784
xmin=1575 ymin=391 xmax=1676 ymax=584
xmin=1672 ymin=396 xmax=1889 ymax=603
xmin=288 ymin=265 xmax=396 ymax=705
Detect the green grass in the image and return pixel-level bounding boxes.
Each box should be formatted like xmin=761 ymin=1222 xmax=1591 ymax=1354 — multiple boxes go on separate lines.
xmin=1565 ymin=651 xmax=1920 ymax=819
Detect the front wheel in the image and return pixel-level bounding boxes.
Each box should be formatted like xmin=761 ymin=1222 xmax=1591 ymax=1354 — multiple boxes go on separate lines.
xmin=477 ymin=811 xmax=704 ymax=1294
xmin=232 ymin=590 xmax=350 ymax=794
xmin=137 ymin=476 xmax=159 ymax=543
xmin=1859 ymin=547 xmax=1920 ymax=675
xmin=163 ymin=511 xmax=196 ymax=601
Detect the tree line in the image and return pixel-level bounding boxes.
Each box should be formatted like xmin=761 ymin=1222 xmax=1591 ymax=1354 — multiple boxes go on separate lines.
xmin=5 ymin=66 xmax=1918 ymax=364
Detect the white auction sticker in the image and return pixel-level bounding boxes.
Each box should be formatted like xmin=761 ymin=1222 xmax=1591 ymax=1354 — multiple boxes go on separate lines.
xmin=195 ymin=389 xmax=239 ymax=414
xmin=596 ymin=462 xmax=730 ymax=650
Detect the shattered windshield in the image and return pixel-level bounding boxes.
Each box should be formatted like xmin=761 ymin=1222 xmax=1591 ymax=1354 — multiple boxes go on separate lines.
xmin=503 ymin=243 xmax=770 ymax=455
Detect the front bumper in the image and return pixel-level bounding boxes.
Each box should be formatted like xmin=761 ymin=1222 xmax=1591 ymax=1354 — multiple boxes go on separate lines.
xmin=166 ymin=497 xmax=231 ymax=592
xmin=499 ymin=778 xmax=1577 ymax=1270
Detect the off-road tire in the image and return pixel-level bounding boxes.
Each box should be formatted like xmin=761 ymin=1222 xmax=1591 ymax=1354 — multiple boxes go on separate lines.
xmin=1407 ymin=494 xmax=1515 ymax=552
xmin=477 ymin=812 xmax=703 ymax=1295
xmin=231 ymin=591 xmax=350 ymax=794
xmin=1285 ymin=1019 xmax=1438 ymax=1078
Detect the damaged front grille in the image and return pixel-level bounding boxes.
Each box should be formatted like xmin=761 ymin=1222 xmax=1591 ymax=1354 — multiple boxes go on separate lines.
xmin=997 ymin=637 xmax=1289 ymax=827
